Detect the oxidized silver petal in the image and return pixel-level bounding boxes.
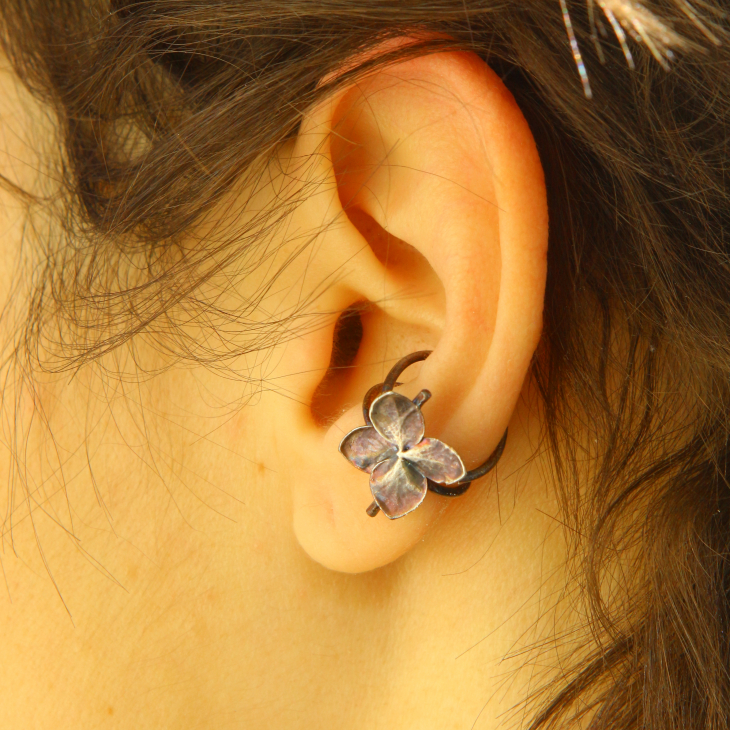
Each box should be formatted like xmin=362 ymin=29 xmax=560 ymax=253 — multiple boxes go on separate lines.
xmin=401 ymin=437 xmax=466 ymax=484
xmin=369 ymin=455 xmax=427 ymax=519
xmin=369 ymin=391 xmax=425 ymax=451
xmin=339 ymin=426 xmax=397 ymax=473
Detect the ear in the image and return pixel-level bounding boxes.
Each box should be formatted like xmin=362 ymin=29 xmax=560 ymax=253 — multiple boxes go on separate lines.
xmin=274 ymin=49 xmax=547 ymax=573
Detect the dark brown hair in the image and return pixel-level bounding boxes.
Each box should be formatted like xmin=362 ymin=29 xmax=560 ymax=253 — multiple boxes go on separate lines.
xmin=2 ymin=1 xmax=730 ymax=728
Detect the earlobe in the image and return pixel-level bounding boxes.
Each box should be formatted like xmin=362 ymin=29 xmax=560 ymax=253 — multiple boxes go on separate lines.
xmin=280 ymin=48 xmax=547 ymax=573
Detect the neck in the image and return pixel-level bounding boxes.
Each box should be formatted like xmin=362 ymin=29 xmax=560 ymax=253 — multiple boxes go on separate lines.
xmin=0 ymin=367 xmax=571 ymax=729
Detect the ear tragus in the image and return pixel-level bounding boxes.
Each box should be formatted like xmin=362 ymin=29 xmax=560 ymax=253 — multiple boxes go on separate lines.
xmin=310 ymin=301 xmax=365 ymax=427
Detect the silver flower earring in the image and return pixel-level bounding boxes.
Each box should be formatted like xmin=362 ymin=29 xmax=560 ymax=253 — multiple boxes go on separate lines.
xmin=339 ymin=351 xmax=508 ymax=519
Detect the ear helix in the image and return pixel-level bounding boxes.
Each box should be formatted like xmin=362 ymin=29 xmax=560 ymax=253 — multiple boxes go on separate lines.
xmin=338 ymin=350 xmax=508 ymax=519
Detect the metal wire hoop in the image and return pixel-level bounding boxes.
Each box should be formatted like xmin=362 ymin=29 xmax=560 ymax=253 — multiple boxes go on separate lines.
xmin=363 ymin=351 xmax=508 ymax=516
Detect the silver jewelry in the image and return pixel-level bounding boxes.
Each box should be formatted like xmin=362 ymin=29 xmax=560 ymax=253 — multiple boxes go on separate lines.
xmin=339 ymin=351 xmax=507 ymax=519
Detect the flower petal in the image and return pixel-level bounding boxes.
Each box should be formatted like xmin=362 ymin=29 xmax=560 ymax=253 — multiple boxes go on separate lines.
xmin=402 ymin=437 xmax=466 ymax=484
xmin=339 ymin=426 xmax=397 ymax=473
xmin=369 ymin=391 xmax=425 ymax=451
xmin=370 ymin=456 xmax=427 ymax=519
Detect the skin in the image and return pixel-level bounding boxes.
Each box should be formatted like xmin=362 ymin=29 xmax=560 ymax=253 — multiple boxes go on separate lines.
xmin=0 ymin=49 xmax=572 ymax=729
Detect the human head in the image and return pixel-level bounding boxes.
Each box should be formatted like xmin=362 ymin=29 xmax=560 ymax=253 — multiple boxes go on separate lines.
xmin=1 ymin=1 xmax=729 ymax=727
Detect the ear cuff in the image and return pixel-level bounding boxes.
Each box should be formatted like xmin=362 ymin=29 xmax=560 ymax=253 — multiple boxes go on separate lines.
xmin=338 ymin=350 xmax=508 ymax=519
